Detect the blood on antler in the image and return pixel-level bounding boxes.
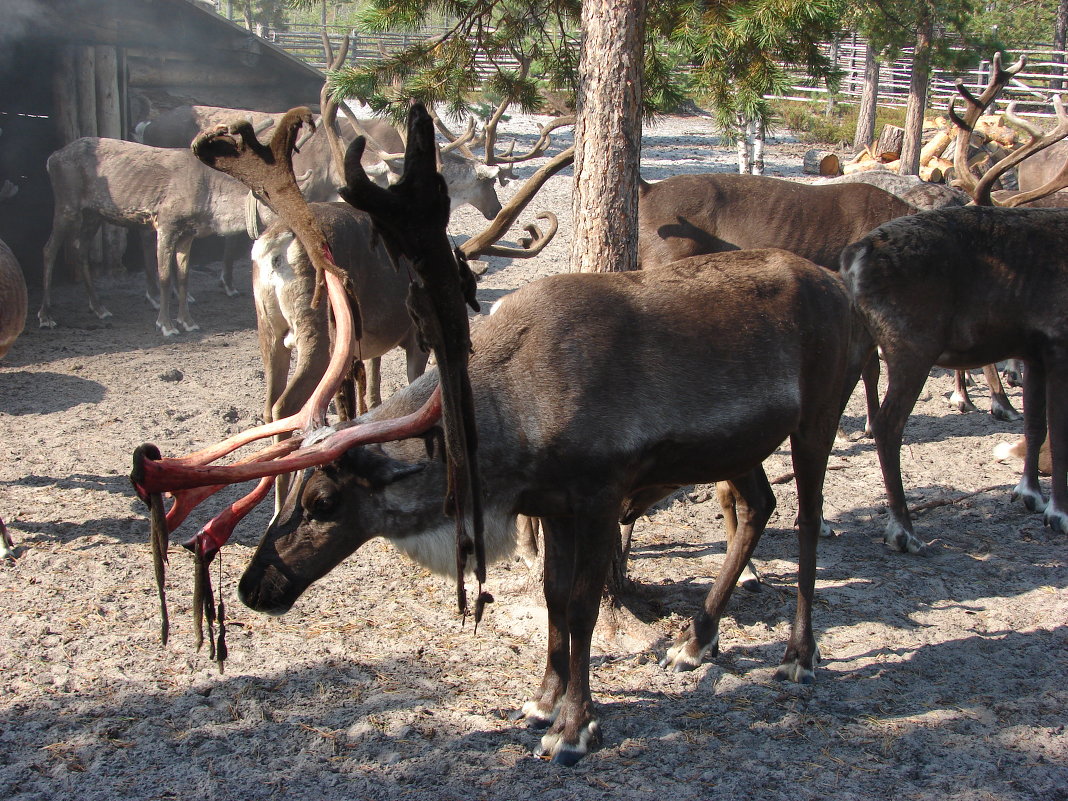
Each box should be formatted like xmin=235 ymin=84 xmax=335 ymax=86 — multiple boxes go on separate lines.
xmin=130 ymin=107 xmax=446 ymax=654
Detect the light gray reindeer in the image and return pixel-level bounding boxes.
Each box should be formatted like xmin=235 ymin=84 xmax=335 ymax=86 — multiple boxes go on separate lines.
xmin=38 ymin=137 xmax=261 ymax=336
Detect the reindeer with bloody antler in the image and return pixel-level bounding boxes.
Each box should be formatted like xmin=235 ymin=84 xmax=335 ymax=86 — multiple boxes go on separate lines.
xmin=130 ymin=103 xmax=484 ymax=659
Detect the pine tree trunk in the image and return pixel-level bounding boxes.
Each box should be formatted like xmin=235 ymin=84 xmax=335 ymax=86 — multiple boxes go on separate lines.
xmin=900 ymin=17 xmax=933 ymax=176
xmin=574 ymin=0 xmax=645 ymax=600
xmin=1053 ymin=0 xmax=1068 ymax=92
xmin=853 ymin=43 xmax=880 ymax=153
xmin=572 ymin=0 xmax=645 ymax=276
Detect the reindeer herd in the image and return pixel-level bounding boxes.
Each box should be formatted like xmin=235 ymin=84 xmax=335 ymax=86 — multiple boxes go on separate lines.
xmin=3 ymin=52 xmax=1068 ymax=765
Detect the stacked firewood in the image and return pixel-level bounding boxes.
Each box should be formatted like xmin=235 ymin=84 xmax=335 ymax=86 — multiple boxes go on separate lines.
xmin=838 ymin=115 xmax=1020 ymax=184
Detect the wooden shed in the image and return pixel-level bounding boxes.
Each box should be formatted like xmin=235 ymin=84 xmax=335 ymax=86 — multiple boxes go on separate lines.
xmin=0 ymin=0 xmax=327 ymax=280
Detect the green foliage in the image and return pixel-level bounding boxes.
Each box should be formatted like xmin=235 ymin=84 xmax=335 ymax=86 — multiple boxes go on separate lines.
xmin=326 ymin=0 xmax=848 ymax=131
xmin=769 ymin=97 xmax=908 ymax=144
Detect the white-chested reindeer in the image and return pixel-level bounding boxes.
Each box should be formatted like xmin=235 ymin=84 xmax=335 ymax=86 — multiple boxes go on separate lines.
xmin=841 ymin=54 xmax=1068 ymax=554
xmin=134 ymin=104 xmax=860 ymax=766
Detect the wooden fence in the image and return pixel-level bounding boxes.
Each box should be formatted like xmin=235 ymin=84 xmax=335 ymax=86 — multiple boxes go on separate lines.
xmin=775 ymin=36 xmax=1068 ymax=119
xmin=262 ymin=23 xmax=1068 ymax=119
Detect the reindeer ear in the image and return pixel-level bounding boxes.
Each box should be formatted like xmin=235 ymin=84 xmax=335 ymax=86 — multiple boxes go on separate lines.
xmin=342 ymin=446 xmax=425 ymax=490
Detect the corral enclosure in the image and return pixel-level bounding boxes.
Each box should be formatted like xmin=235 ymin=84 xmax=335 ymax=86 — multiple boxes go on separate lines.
xmin=0 ymin=110 xmax=1065 ymax=800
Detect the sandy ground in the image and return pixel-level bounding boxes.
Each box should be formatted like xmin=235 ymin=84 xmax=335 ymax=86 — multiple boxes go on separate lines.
xmin=0 ymin=112 xmax=1065 ymax=801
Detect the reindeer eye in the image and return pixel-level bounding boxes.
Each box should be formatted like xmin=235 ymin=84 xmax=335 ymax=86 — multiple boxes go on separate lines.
xmin=305 ymin=491 xmax=337 ymax=520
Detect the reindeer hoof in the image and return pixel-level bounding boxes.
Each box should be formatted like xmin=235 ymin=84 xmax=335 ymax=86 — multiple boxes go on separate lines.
xmin=948 ymin=392 xmax=979 ymax=414
xmin=38 ymin=313 xmax=57 ymax=329
xmin=156 ymin=321 xmax=179 ymax=337
xmin=92 ymin=306 xmax=113 ymax=320
xmin=179 ymin=319 xmax=200 ymax=333
xmin=884 ymin=523 xmax=927 ymax=554
xmin=775 ymin=659 xmax=816 ymax=684
xmin=659 ymin=635 xmax=718 ymax=672
xmin=990 ymin=405 xmax=1022 ymax=423
xmin=535 ymin=720 xmax=600 ymax=766
xmin=1043 ymin=504 xmax=1068 ymax=534
xmin=1013 ymin=479 xmax=1045 ymax=513
xmin=519 ymin=700 xmax=557 ymax=729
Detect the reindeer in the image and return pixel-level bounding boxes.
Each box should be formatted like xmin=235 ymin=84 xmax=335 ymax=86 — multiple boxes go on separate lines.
xmin=637 ymin=169 xmax=1020 ymax=426
xmin=133 ymin=105 xmax=856 ymax=766
xmin=839 ymin=53 xmax=1068 ymax=554
xmin=252 ymin=201 xmax=430 ymax=511
xmin=238 ymin=249 xmax=856 ymax=765
xmin=0 ymin=237 xmax=25 ymax=361
xmin=38 ymin=137 xmax=270 ymax=336
xmin=0 ymin=235 xmax=25 ymax=560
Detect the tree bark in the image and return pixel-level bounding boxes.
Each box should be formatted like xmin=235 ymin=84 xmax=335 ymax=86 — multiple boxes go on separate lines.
xmin=571 ymin=0 xmax=645 ymax=276
xmin=853 ymin=42 xmax=880 ymax=153
xmin=1053 ymin=0 xmax=1068 ymax=92
xmin=900 ymin=15 xmax=933 ymax=176
xmin=574 ymin=0 xmax=645 ymax=601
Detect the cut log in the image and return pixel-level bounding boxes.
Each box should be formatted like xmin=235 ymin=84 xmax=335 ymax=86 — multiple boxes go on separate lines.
xmin=843 ymin=158 xmax=890 ymax=175
xmin=920 ymin=129 xmax=953 ymax=166
xmin=803 ymin=149 xmax=841 ymax=176
xmin=876 ymin=124 xmax=905 ymax=160
xmin=919 ymin=163 xmax=944 ymax=183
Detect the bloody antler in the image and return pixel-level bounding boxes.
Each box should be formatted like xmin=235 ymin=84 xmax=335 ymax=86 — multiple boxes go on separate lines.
xmin=131 ymin=106 xmax=447 ymax=656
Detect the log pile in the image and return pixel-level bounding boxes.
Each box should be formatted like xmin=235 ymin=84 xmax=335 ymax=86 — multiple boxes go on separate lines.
xmin=842 ymin=116 xmax=1020 ymax=184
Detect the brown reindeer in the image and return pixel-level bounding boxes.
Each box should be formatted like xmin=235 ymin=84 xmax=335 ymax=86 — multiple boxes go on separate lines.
xmin=839 ymin=54 xmax=1068 ymax=554
xmin=637 ymin=169 xmax=1020 ymax=426
xmin=134 ymin=107 xmax=857 ymax=765
xmin=238 ymin=249 xmax=856 ymax=765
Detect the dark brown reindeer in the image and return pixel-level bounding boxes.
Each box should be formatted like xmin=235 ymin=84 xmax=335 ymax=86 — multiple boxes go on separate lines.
xmin=839 ymin=54 xmax=1068 ymax=554
xmin=134 ymin=105 xmax=856 ymax=765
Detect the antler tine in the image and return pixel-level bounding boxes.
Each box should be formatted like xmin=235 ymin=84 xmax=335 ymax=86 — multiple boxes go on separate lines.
xmin=439 ymin=118 xmax=478 ymax=155
xmin=990 ymin=95 xmax=1068 ymax=206
xmin=491 ymin=115 xmax=574 ymax=165
xmin=950 ymin=53 xmax=1028 ymax=200
xmin=137 ymin=385 xmax=443 ymax=495
xmin=140 ymin=270 xmax=356 ymax=473
xmin=460 ymin=145 xmax=574 ymax=258
xmin=478 ymin=212 xmax=559 ymax=258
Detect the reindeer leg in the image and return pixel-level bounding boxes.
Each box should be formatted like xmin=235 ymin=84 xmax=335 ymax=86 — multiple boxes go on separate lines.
xmin=77 ymin=221 xmax=112 ymax=321
xmin=154 ymin=226 xmax=181 ymax=337
xmin=174 ymin=234 xmax=199 ymax=333
xmin=221 ymin=234 xmax=244 ymax=297
xmin=983 ymin=363 xmax=1022 ymax=422
xmin=661 ymin=467 xmax=774 ymax=672
xmin=39 ymin=208 xmax=74 ymax=328
xmin=1043 ymin=356 xmax=1068 ymax=533
xmin=776 ymin=429 xmax=833 ymax=684
xmin=530 ymin=513 xmax=614 ymax=766
xmin=1014 ymin=359 xmax=1049 ymax=516
xmin=949 ymin=369 xmax=980 ymax=413
xmin=872 ymin=357 xmax=930 ymax=554
xmin=715 ymin=480 xmax=763 ymax=591
xmin=141 ymin=228 xmax=162 ymax=310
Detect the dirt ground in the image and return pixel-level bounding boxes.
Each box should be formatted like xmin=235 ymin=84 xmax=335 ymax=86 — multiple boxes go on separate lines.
xmin=0 ymin=113 xmax=1065 ymax=801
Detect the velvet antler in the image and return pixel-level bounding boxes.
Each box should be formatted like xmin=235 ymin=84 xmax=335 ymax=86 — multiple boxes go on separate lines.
xmin=131 ymin=107 xmax=447 ymax=656
xmin=339 ymin=103 xmax=488 ymax=621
